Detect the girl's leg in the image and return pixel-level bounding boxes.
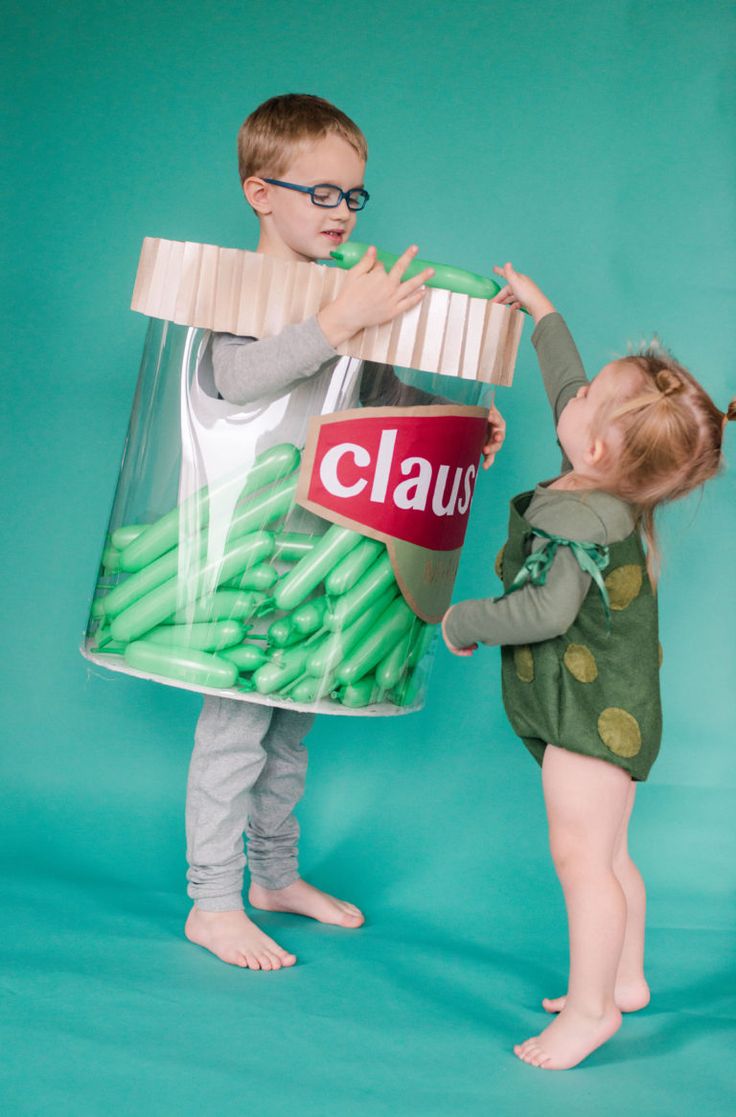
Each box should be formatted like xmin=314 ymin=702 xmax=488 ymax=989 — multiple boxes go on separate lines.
xmin=608 ymin=782 xmax=650 ymax=1010
xmin=542 ymin=781 xmax=650 ymax=1014
xmin=515 ymin=745 xmax=631 ymax=1070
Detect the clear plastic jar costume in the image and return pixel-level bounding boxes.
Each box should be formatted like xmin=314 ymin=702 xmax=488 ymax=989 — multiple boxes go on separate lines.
xmin=82 ymin=239 xmax=523 ymax=714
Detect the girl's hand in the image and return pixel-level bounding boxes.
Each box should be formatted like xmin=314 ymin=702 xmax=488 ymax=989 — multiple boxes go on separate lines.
xmin=318 ymin=245 xmax=434 ymax=347
xmin=492 ymin=262 xmax=556 ymax=324
xmin=442 ymin=610 xmax=477 ymax=657
xmin=481 ymin=401 xmax=506 ymax=470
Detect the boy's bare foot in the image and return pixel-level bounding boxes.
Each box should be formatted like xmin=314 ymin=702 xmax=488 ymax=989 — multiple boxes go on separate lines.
xmin=249 ymin=879 xmax=365 ymax=928
xmin=542 ymin=977 xmax=650 ymax=1015
xmin=185 ymin=906 xmax=297 ymax=970
xmin=514 ymin=1004 xmax=622 ymax=1070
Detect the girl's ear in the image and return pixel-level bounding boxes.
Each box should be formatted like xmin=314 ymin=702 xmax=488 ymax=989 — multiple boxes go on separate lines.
xmin=585 ymin=437 xmax=607 ymax=467
xmin=243 ymin=177 xmax=271 ymax=214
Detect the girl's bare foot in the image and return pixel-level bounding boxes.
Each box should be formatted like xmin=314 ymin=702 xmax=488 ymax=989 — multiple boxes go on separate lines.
xmin=249 ymin=879 xmax=365 ymax=928
xmin=185 ymin=906 xmax=297 ymax=970
xmin=514 ymin=1004 xmax=622 ymax=1070
xmin=542 ymin=977 xmax=650 ymax=1015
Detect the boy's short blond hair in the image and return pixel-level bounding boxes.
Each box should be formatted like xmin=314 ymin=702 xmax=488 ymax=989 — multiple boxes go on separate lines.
xmin=237 ymin=93 xmax=368 ymax=183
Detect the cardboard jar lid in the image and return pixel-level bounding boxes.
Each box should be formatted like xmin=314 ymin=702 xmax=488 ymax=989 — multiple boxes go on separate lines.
xmin=131 ymin=237 xmax=523 ymax=384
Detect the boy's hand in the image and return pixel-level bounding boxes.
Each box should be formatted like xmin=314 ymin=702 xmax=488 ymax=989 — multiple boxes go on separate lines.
xmin=492 ymin=262 xmax=556 ymax=324
xmin=318 ymin=245 xmax=434 ymax=348
xmin=442 ymin=610 xmax=477 ymax=657
xmin=481 ymin=401 xmax=506 ymax=470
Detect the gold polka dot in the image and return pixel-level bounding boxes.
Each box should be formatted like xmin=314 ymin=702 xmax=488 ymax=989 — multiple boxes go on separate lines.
xmin=563 ymin=643 xmax=598 ymax=683
xmin=598 ymin=707 xmax=642 ymax=758
xmin=514 ymin=645 xmax=534 ymax=683
xmin=604 ymin=565 xmax=643 ymax=610
xmin=495 ymin=544 xmax=506 ymax=580
xmin=658 ymin=642 xmax=664 ymax=668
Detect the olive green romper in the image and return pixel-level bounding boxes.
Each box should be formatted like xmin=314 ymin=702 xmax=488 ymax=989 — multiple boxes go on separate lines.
xmin=444 ymin=313 xmax=662 ymax=781
xmin=498 ymin=491 xmax=661 ymax=780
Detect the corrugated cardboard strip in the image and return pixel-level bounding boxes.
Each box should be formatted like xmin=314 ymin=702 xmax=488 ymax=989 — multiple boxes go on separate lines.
xmin=131 ymin=237 xmax=523 ymax=384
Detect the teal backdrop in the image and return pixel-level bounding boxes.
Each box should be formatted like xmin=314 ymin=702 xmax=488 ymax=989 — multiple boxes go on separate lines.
xmin=2 ymin=2 xmax=734 ymax=1114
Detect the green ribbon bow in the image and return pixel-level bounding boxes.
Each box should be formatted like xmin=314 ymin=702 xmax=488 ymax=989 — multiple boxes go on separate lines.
xmin=503 ymin=528 xmax=612 ymax=626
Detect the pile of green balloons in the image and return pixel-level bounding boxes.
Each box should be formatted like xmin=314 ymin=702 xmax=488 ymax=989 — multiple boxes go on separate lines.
xmin=90 ymin=443 xmax=436 ymax=710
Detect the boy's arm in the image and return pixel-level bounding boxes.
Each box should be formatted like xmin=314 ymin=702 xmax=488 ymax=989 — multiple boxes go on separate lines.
xmin=443 ymin=499 xmax=605 ymax=650
xmin=212 ymin=317 xmax=338 ymax=405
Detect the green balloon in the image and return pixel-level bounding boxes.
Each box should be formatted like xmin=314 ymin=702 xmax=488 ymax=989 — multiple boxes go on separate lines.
xmin=220 ymin=644 xmax=268 ymax=673
xmin=325 ymin=538 xmax=384 ymax=596
xmin=169 ymin=589 xmax=264 ymax=623
xmin=306 ymin=586 xmax=397 ymax=678
xmin=124 ymin=641 xmax=238 ymax=688
xmin=119 ymin=443 xmax=300 ymax=572
xmin=330 ymin=241 xmax=501 ymax=300
xmin=291 ymin=595 xmax=328 ymax=636
xmin=339 ymin=677 xmax=379 ymax=708
xmin=144 ymin=619 xmax=246 ymax=651
xmin=273 ymin=532 xmax=319 ymax=562
xmin=325 ymin=552 xmax=396 ymax=631
xmin=335 ymin=597 xmax=414 ymax=685
xmin=110 ymin=532 xmax=274 ymax=643
xmin=273 ymin=524 xmax=362 ymax=612
xmin=224 ymin=563 xmax=278 ymax=592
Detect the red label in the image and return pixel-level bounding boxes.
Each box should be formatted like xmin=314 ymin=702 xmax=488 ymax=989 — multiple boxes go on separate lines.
xmin=297 ymin=406 xmax=488 ymax=552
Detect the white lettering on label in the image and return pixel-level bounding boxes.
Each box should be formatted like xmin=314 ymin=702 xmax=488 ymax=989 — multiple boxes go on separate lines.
xmin=431 ymin=465 xmax=463 ymax=517
xmin=393 ymin=456 xmax=432 ymax=511
xmin=370 ymin=429 xmax=397 ymax=503
xmin=318 ymin=433 xmax=477 ymax=520
xmin=319 ymin=443 xmax=370 ymax=498
xmin=457 ymin=464 xmax=476 ymax=515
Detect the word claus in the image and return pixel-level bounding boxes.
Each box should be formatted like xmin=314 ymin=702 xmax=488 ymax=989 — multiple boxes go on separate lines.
xmin=300 ymin=409 xmax=489 ymax=552
xmin=319 ymin=429 xmax=476 ymax=516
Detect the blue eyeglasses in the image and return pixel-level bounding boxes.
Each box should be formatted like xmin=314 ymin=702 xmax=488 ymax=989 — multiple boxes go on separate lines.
xmin=263 ymin=179 xmax=370 ymax=212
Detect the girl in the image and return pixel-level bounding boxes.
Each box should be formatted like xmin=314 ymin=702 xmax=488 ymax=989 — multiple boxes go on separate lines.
xmin=443 ymin=264 xmax=735 ymax=1070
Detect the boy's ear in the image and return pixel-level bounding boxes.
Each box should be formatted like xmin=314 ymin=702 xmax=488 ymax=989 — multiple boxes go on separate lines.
xmin=243 ymin=177 xmax=271 ymax=214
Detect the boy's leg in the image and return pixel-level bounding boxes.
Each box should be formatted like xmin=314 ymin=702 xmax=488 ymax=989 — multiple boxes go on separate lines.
xmin=186 ymin=696 xmax=272 ymax=910
xmin=184 ymin=696 xmax=296 ymax=969
xmin=543 ymin=780 xmax=650 ymax=1014
xmin=247 ymin=709 xmax=364 ymax=928
xmin=244 ymin=708 xmax=313 ymax=891
xmin=514 ymin=745 xmax=629 ymax=1070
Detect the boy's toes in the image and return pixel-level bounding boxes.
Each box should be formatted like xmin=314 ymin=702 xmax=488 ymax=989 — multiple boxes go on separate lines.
xmin=542 ymin=995 xmax=566 ymax=1014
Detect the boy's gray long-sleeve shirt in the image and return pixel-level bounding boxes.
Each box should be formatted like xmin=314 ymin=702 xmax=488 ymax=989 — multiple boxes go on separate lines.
xmin=212 ymin=315 xmax=436 ymax=408
xmin=443 ymin=313 xmax=635 ymax=650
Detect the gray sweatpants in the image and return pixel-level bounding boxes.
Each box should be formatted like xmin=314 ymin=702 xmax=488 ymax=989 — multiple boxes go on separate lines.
xmin=185 ymin=696 xmax=315 ymax=910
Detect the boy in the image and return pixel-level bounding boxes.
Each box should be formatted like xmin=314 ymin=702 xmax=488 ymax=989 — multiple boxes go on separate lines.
xmin=185 ymin=94 xmax=503 ymax=969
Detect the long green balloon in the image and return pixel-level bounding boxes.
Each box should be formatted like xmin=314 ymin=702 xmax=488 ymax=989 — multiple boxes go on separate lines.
xmin=325 ymin=538 xmax=384 ymax=596
xmin=144 ymin=619 xmax=246 ymax=651
xmin=306 ymin=586 xmax=397 ymax=679
xmin=325 ymin=552 xmax=396 ymax=631
xmin=110 ymin=532 xmax=274 ymax=643
xmin=253 ymin=643 xmax=315 ymax=695
xmin=330 ymin=242 xmax=501 ymax=300
xmin=273 ymin=524 xmax=362 ymax=612
xmin=334 ymin=597 xmax=414 ymax=685
xmin=376 ymin=622 xmax=417 ymax=690
xmin=224 ymin=563 xmax=278 ymax=592
xmin=273 ymin=532 xmax=319 ymax=562
xmin=101 ymin=538 xmax=206 ymax=618
xmin=119 ymin=443 xmax=300 ymax=572
xmin=220 ymin=644 xmax=268 ymax=673
xmin=169 ymin=589 xmax=263 ymax=623
xmin=124 ymin=641 xmax=238 ymax=688
xmin=339 ymin=677 xmax=380 ymax=708
xmin=289 ymin=674 xmax=336 ymax=704
xmin=291 ymin=595 xmax=328 ymax=636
